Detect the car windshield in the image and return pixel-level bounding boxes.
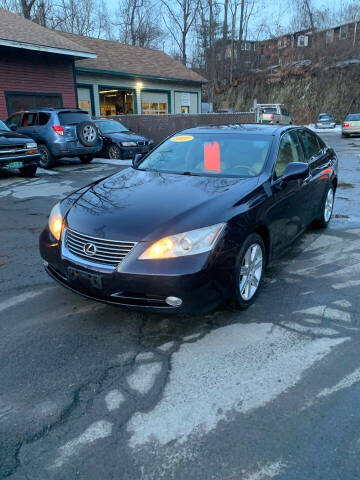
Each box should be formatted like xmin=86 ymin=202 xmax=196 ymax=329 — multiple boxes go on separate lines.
xmin=319 ymin=115 xmax=333 ymax=121
xmin=96 ymin=120 xmax=129 ymax=134
xmin=346 ymin=114 xmax=360 ymax=121
xmin=138 ymin=132 xmax=272 ymax=177
xmin=0 ymin=119 xmax=10 ymax=131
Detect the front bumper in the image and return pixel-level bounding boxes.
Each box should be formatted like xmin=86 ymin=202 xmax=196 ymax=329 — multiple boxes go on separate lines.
xmin=120 ymin=145 xmax=153 ymax=159
xmin=39 ymin=227 xmax=231 ymax=315
xmin=0 ymin=153 xmax=40 ymax=168
xmin=50 ymin=143 xmax=103 ymax=158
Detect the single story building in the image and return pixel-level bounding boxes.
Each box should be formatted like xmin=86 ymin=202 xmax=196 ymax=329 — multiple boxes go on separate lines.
xmin=60 ymin=33 xmax=206 ymax=116
xmin=0 ymin=8 xmax=96 ymax=118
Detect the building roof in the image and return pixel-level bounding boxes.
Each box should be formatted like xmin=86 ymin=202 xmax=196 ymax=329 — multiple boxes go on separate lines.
xmin=0 ymin=8 xmax=96 ymax=58
xmin=60 ymin=32 xmax=207 ymax=84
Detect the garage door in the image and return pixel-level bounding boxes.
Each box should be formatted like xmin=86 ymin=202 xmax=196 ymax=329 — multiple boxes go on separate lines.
xmin=141 ymin=91 xmax=168 ymax=115
xmin=6 ymin=92 xmax=62 ymax=115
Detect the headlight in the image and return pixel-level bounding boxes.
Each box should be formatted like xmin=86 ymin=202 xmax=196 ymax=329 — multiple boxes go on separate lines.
xmin=121 ymin=141 xmax=137 ymax=147
xmin=149 ymin=139 xmax=154 ymax=144
xmin=48 ymin=202 xmax=63 ymax=241
xmin=26 ymin=142 xmax=37 ymax=149
xmin=138 ymin=223 xmax=225 ymax=260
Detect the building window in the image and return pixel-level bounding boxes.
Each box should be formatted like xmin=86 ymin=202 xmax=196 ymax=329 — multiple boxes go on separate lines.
xmin=339 ymin=24 xmax=348 ymax=39
xmin=99 ymin=88 xmax=134 ymax=115
xmin=326 ymin=29 xmax=334 ymax=43
xmin=5 ymin=92 xmax=62 ymax=115
xmin=297 ymin=35 xmax=308 ymax=47
xmin=142 ymin=102 xmax=167 ymax=115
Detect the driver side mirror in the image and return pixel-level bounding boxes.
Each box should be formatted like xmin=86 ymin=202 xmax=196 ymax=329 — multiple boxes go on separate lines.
xmin=281 ymin=162 xmax=309 ymax=184
xmin=132 ymin=153 xmax=143 ymax=169
xmin=9 ymin=125 xmax=17 ymax=131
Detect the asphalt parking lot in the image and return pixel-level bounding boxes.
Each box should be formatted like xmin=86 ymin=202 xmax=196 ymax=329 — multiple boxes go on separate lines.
xmin=1 ymin=133 xmax=360 ymax=480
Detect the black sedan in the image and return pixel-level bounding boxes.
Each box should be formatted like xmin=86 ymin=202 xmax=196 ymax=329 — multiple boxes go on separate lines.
xmin=95 ymin=118 xmax=154 ymax=159
xmin=39 ymin=125 xmax=337 ymax=315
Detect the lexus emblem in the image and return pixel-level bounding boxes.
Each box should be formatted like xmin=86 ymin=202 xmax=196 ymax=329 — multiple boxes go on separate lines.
xmin=83 ymin=242 xmax=97 ymax=256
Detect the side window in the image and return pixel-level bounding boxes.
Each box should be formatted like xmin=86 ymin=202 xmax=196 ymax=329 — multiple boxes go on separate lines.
xmin=301 ymin=130 xmax=321 ymax=161
xmin=21 ymin=112 xmax=38 ymax=127
xmin=274 ymin=131 xmax=302 ymax=178
xmin=5 ymin=113 xmax=21 ymax=129
xmin=38 ymin=112 xmax=50 ymax=126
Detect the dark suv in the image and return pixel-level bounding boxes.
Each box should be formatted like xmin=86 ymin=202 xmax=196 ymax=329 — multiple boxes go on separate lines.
xmin=5 ymin=108 xmax=103 ymax=169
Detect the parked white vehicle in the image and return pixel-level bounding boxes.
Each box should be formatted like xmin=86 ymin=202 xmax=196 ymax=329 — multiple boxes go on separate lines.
xmin=256 ymin=104 xmax=292 ymax=125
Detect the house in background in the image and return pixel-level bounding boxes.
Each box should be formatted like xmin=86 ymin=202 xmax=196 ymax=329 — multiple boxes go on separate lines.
xmin=60 ymin=33 xmax=206 ymax=116
xmin=0 ymin=8 xmax=96 ymax=118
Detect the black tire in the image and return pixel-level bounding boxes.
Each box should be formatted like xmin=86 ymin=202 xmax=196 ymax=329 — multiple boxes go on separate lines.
xmin=312 ymin=185 xmax=335 ymax=229
xmin=107 ymin=143 xmax=122 ymax=159
xmin=38 ymin=144 xmax=55 ymax=169
xmin=19 ymin=164 xmax=37 ymax=177
xmin=231 ymin=233 xmax=266 ymax=310
xmin=76 ymin=122 xmax=99 ymax=147
xmin=79 ymin=155 xmax=94 ymax=164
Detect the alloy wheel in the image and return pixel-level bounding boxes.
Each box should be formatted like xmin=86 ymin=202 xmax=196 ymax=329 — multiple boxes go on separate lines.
xmin=38 ymin=146 xmax=48 ymax=167
xmin=82 ymin=125 xmax=96 ymax=143
xmin=239 ymin=243 xmax=263 ymax=301
xmin=324 ymin=188 xmax=334 ymax=223
xmin=109 ymin=145 xmax=121 ymax=159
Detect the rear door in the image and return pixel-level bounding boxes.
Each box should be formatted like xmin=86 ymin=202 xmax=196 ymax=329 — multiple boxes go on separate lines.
xmin=17 ymin=112 xmax=38 ymax=140
xmin=298 ymin=129 xmax=331 ymax=222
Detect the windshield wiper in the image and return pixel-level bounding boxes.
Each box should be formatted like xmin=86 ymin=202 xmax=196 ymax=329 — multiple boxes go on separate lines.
xmin=180 ymin=171 xmax=202 ymax=176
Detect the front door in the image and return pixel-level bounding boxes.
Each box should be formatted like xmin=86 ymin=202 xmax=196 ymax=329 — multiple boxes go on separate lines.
xmin=267 ymin=130 xmax=307 ymax=255
xmin=77 ymin=86 xmax=94 ymax=115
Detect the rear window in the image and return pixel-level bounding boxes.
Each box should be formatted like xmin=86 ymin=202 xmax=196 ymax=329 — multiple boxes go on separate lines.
xmin=58 ymin=111 xmax=91 ymax=125
xmin=318 ymin=115 xmax=332 ymax=121
xmin=262 ymin=108 xmax=277 ymax=114
xmin=345 ymin=114 xmax=360 ymax=121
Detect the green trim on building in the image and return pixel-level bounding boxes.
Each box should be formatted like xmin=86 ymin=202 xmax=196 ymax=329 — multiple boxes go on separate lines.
xmin=76 ymin=66 xmax=205 ymax=86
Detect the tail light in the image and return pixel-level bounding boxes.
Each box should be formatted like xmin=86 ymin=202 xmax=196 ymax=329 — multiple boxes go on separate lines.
xmin=270 ymin=115 xmax=275 ymax=120
xmin=343 ymin=123 xmax=350 ymax=128
xmin=52 ymin=125 xmax=64 ymax=136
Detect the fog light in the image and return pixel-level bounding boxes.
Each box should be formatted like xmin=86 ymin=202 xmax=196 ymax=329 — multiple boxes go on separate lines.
xmin=165 ymin=296 xmax=183 ymax=307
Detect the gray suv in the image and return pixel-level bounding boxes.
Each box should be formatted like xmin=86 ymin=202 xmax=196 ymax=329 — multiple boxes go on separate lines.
xmin=5 ymin=108 xmax=102 ymax=169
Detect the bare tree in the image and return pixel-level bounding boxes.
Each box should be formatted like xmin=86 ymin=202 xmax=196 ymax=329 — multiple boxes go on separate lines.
xmin=161 ymin=0 xmax=200 ymax=64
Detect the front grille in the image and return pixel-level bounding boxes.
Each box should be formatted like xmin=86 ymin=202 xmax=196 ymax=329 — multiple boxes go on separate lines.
xmin=0 ymin=144 xmax=28 ymax=157
xmin=65 ymin=228 xmax=136 ymax=266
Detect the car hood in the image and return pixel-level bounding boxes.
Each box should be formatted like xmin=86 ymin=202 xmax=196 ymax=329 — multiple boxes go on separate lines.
xmin=103 ymin=131 xmax=149 ymax=143
xmin=65 ymin=168 xmax=259 ymax=242
xmin=0 ymin=131 xmax=32 ymax=144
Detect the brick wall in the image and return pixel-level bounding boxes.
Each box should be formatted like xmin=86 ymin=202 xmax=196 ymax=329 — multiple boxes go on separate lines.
xmin=0 ymin=49 xmax=77 ymax=119
xmin=110 ymin=113 xmax=256 ymax=144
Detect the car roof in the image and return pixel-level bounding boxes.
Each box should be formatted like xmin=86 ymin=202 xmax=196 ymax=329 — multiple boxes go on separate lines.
xmin=179 ymin=124 xmax=293 ymax=136
xmin=10 ymin=108 xmax=88 ymax=114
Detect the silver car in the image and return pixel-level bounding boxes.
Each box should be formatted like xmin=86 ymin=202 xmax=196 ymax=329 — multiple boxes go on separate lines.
xmin=315 ymin=113 xmax=336 ymax=129
xmin=342 ymin=113 xmax=360 ymax=137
